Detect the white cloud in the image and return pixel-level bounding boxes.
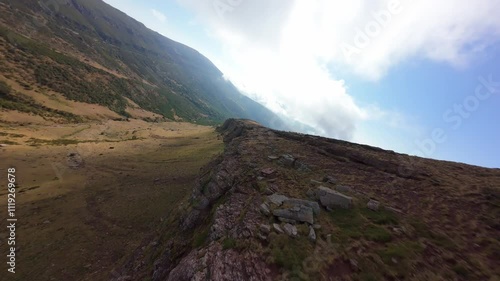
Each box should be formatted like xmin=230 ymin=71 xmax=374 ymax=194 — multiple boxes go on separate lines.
xmin=151 ymin=9 xmax=167 ymax=23
xmin=175 ymin=0 xmax=500 ymax=142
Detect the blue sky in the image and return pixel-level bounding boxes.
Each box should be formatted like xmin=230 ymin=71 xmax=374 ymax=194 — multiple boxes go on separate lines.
xmin=103 ymin=0 xmax=500 ymax=168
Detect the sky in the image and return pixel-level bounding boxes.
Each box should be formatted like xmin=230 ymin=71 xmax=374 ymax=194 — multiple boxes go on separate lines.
xmin=103 ymin=0 xmax=500 ymax=168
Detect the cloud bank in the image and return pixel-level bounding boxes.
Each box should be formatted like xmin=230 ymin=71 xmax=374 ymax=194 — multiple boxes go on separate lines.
xmin=177 ymin=0 xmax=500 ymax=140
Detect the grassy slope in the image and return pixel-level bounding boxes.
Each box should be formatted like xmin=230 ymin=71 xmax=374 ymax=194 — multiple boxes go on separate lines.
xmin=0 ymin=0 xmax=285 ymax=127
xmin=0 ymin=120 xmax=223 ymax=280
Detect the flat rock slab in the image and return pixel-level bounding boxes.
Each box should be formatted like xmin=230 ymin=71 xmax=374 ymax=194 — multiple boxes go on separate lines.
xmin=273 ymin=205 xmax=314 ymax=224
xmin=317 ymin=186 xmax=353 ymax=209
xmin=284 ymin=198 xmax=321 ymax=215
xmin=267 ymin=194 xmax=289 ymax=206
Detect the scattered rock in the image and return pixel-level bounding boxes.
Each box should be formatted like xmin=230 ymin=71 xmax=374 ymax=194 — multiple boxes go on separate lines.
xmin=0 ymin=144 xmax=8 ymax=147
xmin=268 ymin=155 xmax=279 ymax=160
xmin=336 ymin=185 xmax=352 ymax=193
xmin=295 ymin=161 xmax=311 ymax=172
xmin=308 ymin=226 xmax=316 ymax=241
xmin=267 ymin=194 xmax=289 ymax=206
xmin=392 ymin=226 xmax=406 ymax=235
xmin=312 ymin=224 xmax=322 ymax=229
xmin=284 ymin=198 xmax=321 ymax=215
xmin=257 ymin=176 xmax=264 ymax=181
xmin=259 ymin=203 xmax=271 ymax=216
xmin=349 ymin=259 xmax=359 ymax=270
xmin=260 ymin=224 xmax=271 ymax=234
xmin=283 ymin=223 xmax=298 ymax=237
xmin=258 ymin=234 xmax=267 ymax=241
xmin=391 ymin=258 xmax=398 ymax=264
xmin=310 ymin=179 xmax=323 ymax=185
xmin=43 ymin=220 xmax=50 ymax=224
xmin=279 ymin=154 xmax=295 ymax=168
xmin=323 ymin=175 xmax=337 ymax=184
xmin=273 ymin=205 xmax=314 ymax=224
xmin=262 ymin=188 xmax=274 ymax=195
xmin=386 ymin=206 xmax=403 ymax=214
xmin=67 ymin=152 xmax=84 ymax=169
xmin=260 ymin=168 xmax=276 ymax=178
xmin=109 ymin=147 xmax=114 ymax=149
xmin=273 ymin=223 xmax=284 ymax=234
xmin=306 ymin=189 xmax=316 ymax=199
xmin=317 ymin=186 xmax=353 ymax=209
xmin=367 ymin=199 xmax=380 ymax=211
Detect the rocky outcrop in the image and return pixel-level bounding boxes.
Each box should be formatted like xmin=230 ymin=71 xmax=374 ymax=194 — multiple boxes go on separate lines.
xmin=167 ymin=242 xmax=274 ymax=281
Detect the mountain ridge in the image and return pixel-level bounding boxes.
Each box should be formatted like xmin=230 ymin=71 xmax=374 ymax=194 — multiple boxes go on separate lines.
xmin=116 ymin=119 xmax=500 ymax=281
xmin=0 ymin=0 xmax=286 ymax=127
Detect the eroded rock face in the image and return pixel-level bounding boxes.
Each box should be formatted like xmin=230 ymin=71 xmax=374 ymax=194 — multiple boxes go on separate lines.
xmin=210 ymin=193 xmax=261 ymax=241
xmin=167 ymin=242 xmax=273 ymax=281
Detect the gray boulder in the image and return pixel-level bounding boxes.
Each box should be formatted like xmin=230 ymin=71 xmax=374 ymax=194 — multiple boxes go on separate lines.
xmin=308 ymin=226 xmax=317 ymax=242
xmin=283 ymin=223 xmax=298 ymax=237
xmin=317 ymin=186 xmax=353 ymax=209
xmin=367 ymin=199 xmax=380 ymax=211
xmin=336 ymin=185 xmax=352 ymax=193
xmin=273 ymin=223 xmax=284 ymax=234
xmin=267 ymin=194 xmax=289 ymax=206
xmin=279 ymin=154 xmax=295 ymax=167
xmin=284 ymin=198 xmax=321 ymax=215
xmin=322 ymin=175 xmax=337 ymax=184
xmin=259 ymin=203 xmax=271 ymax=216
xmin=260 ymin=168 xmax=276 ymax=178
xmin=273 ymin=205 xmax=314 ymax=224
xmin=295 ymin=161 xmax=311 ymax=172
xmin=260 ymin=224 xmax=271 ymax=234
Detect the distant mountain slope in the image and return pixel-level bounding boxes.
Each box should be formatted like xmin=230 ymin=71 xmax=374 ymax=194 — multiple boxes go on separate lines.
xmin=0 ymin=0 xmax=285 ymax=127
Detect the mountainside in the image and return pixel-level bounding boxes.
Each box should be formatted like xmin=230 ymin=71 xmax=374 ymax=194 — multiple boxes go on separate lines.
xmin=116 ymin=119 xmax=499 ymax=281
xmin=0 ymin=0 xmax=284 ymax=126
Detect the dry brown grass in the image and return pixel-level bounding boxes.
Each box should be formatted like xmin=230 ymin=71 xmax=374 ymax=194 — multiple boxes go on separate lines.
xmin=0 ymin=120 xmax=223 ymax=280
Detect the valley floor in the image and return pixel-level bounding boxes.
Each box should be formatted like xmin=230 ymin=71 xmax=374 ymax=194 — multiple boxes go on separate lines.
xmin=0 ymin=119 xmax=223 ymax=280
